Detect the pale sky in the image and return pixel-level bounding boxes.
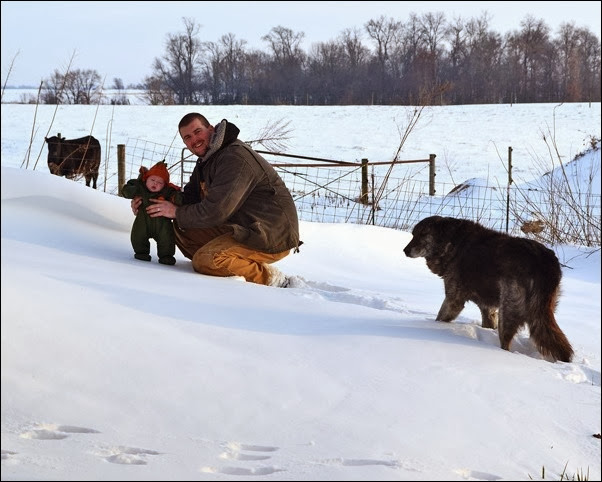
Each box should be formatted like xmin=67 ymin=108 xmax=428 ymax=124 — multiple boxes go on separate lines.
xmin=2 ymin=1 xmax=601 ymax=87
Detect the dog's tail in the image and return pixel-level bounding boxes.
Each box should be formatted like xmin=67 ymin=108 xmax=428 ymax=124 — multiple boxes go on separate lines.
xmin=528 ymin=255 xmax=574 ymax=362
xmin=529 ymin=284 xmax=574 ymax=362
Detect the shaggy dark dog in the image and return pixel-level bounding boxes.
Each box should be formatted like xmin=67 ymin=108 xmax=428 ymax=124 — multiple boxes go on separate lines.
xmin=403 ymin=215 xmax=573 ymax=362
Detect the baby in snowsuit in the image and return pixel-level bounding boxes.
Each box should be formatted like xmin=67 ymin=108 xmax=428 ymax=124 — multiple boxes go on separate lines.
xmin=121 ymin=161 xmax=182 ymax=265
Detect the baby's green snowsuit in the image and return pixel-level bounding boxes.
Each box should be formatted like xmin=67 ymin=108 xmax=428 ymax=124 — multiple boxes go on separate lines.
xmin=121 ymin=177 xmax=183 ymax=264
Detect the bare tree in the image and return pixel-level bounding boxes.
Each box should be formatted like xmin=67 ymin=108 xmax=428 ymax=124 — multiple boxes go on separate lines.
xmin=262 ymin=26 xmax=306 ymax=104
xmin=67 ymin=69 xmax=102 ymax=104
xmin=418 ymin=12 xmax=447 ymax=90
xmin=505 ymin=15 xmax=554 ymax=102
xmin=42 ymin=68 xmax=101 ymax=104
xmin=460 ymin=13 xmax=504 ymax=103
xmin=221 ymin=33 xmax=248 ymax=103
xmin=242 ymin=49 xmax=271 ymax=104
xmin=150 ymin=17 xmax=204 ymax=104
xmin=446 ymin=15 xmax=467 ymax=70
xmin=555 ymin=23 xmax=583 ymax=101
xmin=110 ymin=77 xmax=129 ymax=105
xmin=202 ymin=40 xmax=224 ymax=103
xmin=365 ymin=15 xmax=401 ymax=67
xmin=204 ymin=33 xmax=249 ymax=104
xmin=338 ymin=28 xmax=370 ymax=103
xmin=576 ymin=27 xmax=602 ymax=103
xmin=365 ymin=15 xmax=403 ymax=103
xmin=262 ymin=26 xmax=305 ymax=63
xmin=308 ymin=40 xmax=349 ymax=104
xmin=141 ymin=75 xmax=176 ymax=105
xmin=42 ymin=70 xmax=65 ymax=104
xmin=135 ymin=11 xmax=600 ymax=106
xmin=341 ymin=28 xmax=369 ymax=68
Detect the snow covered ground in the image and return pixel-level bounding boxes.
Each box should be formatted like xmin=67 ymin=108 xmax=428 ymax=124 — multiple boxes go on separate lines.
xmin=1 ymin=102 xmax=600 ymax=480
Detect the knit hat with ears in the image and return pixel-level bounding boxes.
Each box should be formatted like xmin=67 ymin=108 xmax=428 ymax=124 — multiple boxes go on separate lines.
xmin=142 ymin=161 xmax=170 ymax=183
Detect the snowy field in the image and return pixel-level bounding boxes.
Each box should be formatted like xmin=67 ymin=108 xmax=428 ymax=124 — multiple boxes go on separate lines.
xmin=1 ymin=96 xmax=600 ymax=190
xmin=1 ymin=99 xmax=601 ymax=481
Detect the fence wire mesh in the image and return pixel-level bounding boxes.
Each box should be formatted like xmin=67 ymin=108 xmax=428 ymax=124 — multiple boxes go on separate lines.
xmin=101 ymin=139 xmax=600 ymax=247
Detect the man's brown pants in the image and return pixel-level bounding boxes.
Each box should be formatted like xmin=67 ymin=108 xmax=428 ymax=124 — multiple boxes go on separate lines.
xmin=175 ymin=224 xmax=289 ymax=285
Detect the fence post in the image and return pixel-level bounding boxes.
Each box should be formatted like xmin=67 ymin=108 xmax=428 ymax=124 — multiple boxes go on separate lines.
xmin=505 ymin=146 xmax=513 ymax=232
xmin=360 ymin=158 xmax=369 ymax=204
xmin=117 ymin=144 xmax=125 ymax=196
xmin=429 ymin=154 xmax=436 ymax=196
xmin=371 ymin=170 xmax=376 ymax=225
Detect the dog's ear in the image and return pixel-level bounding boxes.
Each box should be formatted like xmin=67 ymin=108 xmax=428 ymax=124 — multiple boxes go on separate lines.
xmin=440 ymin=217 xmax=475 ymax=242
xmin=431 ymin=216 xmax=448 ymax=235
xmin=435 ymin=217 xmax=461 ymax=239
xmin=414 ymin=215 xmax=440 ymax=234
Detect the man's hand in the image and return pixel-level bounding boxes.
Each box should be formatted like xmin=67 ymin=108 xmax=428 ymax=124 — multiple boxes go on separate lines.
xmin=148 ymin=198 xmax=177 ymax=219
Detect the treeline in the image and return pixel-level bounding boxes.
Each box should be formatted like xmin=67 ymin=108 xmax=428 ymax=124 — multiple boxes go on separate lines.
xmin=38 ymin=13 xmax=602 ymax=105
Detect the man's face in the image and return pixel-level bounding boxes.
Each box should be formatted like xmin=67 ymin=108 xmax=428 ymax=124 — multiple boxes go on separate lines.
xmin=180 ymin=118 xmax=213 ymax=157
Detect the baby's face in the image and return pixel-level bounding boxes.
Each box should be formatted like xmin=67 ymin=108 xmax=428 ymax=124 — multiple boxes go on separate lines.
xmin=146 ymin=175 xmax=165 ymax=193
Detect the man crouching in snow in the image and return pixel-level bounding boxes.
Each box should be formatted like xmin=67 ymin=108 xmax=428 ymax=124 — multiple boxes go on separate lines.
xmin=131 ymin=113 xmax=301 ymax=287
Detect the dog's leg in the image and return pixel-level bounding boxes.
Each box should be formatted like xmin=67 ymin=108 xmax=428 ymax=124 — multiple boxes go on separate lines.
xmin=497 ymin=282 xmax=525 ymax=351
xmin=436 ymin=297 xmax=465 ymax=322
xmin=436 ymin=282 xmax=465 ymax=322
xmin=479 ymin=307 xmax=498 ymax=329
xmin=497 ymin=310 xmax=520 ymax=351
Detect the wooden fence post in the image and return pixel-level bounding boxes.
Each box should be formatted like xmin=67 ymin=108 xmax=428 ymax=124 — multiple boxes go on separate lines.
xmin=505 ymin=146 xmax=513 ymax=232
xmin=117 ymin=144 xmax=125 ymax=196
xmin=429 ymin=154 xmax=436 ymax=195
xmin=371 ymin=170 xmax=376 ymax=225
xmin=361 ymin=158 xmax=369 ymax=204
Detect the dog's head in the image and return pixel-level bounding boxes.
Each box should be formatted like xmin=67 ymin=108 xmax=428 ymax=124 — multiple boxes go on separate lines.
xmin=404 ymin=216 xmax=440 ymax=259
xmin=404 ymin=215 xmax=461 ymax=260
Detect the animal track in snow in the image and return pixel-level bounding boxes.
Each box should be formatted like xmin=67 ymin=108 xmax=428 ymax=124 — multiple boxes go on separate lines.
xmin=556 ymin=363 xmax=601 ymax=386
xmin=220 ymin=452 xmax=272 ymax=461
xmin=453 ymin=467 xmax=503 ymax=480
xmin=19 ymin=423 xmax=100 ymax=440
xmin=201 ymin=441 xmax=284 ymax=476
xmin=289 ymin=277 xmax=412 ymax=315
xmin=15 ymin=423 xmax=160 ymax=467
xmin=1 ymin=450 xmax=18 ymax=460
xmin=102 ymin=446 xmax=162 ymax=465
xmin=215 ymin=465 xmax=285 ymax=476
xmin=318 ymin=456 xmax=408 ymax=469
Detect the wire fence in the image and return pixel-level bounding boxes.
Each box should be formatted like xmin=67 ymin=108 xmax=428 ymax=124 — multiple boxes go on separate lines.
xmin=101 ymin=138 xmax=601 ymax=247
xmin=276 ymin=164 xmax=601 ymax=239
